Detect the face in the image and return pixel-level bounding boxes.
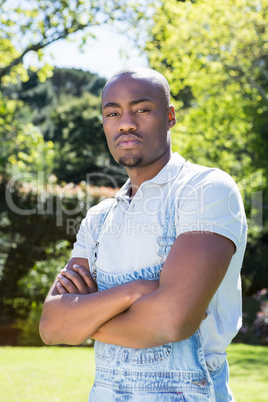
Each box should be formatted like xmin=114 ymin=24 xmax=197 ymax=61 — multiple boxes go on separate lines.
xmin=102 ymin=74 xmax=176 ymax=170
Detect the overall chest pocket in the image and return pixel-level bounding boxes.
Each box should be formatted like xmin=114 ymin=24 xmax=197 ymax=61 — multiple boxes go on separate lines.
xmin=157 ymin=236 xmax=176 ymax=259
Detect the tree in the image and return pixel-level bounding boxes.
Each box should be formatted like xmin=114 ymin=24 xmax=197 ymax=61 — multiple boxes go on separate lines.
xmin=145 ymin=0 xmax=268 ymax=188
xmin=46 ymin=91 xmax=114 ymax=183
xmin=0 ymin=0 xmax=150 ymax=83
xmin=3 ymin=68 xmax=126 ymax=184
xmin=49 ymin=68 xmax=106 ymax=98
xmin=145 ymin=0 xmax=268 ymax=294
xmin=0 ymin=0 xmax=149 ymax=178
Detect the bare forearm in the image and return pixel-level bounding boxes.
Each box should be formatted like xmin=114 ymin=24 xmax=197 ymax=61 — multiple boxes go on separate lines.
xmin=91 ymin=286 xmax=193 ymax=348
xmin=40 ymin=281 xmax=144 ymax=345
xmin=91 ymin=302 xmax=168 ymax=348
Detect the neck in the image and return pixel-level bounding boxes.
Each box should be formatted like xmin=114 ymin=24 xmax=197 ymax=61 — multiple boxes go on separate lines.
xmin=126 ymin=148 xmax=171 ymax=197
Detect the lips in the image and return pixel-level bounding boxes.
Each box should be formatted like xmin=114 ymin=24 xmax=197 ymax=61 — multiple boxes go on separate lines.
xmin=117 ymin=134 xmax=141 ymax=149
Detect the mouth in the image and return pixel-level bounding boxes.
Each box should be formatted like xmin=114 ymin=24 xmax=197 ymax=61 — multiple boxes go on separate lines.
xmin=116 ymin=135 xmax=141 ymax=149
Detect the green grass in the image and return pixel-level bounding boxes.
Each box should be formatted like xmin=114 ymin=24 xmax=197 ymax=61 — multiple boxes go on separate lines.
xmin=0 ymin=347 xmax=95 ymax=401
xmin=0 ymin=344 xmax=267 ymax=401
xmin=227 ymin=343 xmax=268 ymax=402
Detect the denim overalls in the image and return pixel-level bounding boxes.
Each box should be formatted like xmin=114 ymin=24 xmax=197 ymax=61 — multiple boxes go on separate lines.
xmin=88 ymin=199 xmax=234 ymax=402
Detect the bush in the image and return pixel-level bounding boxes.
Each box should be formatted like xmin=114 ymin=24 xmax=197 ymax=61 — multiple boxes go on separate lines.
xmin=242 ymin=227 xmax=268 ymax=295
xmin=235 ymin=289 xmax=268 ymax=345
xmin=0 ymin=177 xmax=118 ymax=326
xmin=14 ymin=303 xmax=44 ymax=346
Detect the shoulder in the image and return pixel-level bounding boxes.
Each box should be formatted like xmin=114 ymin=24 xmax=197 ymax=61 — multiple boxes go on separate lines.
xmin=87 ymin=197 xmax=116 ymax=215
xmin=175 ymin=162 xmax=247 ymax=244
xmin=178 ymin=162 xmax=239 ymax=197
xmin=82 ymin=197 xmax=116 ymax=228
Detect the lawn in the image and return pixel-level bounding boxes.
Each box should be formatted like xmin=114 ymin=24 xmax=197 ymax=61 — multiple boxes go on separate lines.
xmin=0 ymin=347 xmax=95 ymax=401
xmin=0 ymin=343 xmax=267 ymax=401
xmin=228 ymin=343 xmax=268 ymax=401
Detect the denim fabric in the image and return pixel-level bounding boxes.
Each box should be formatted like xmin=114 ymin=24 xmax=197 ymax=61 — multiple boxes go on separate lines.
xmin=208 ymin=360 xmax=233 ymax=402
xmin=88 ymin=200 xmax=234 ymax=402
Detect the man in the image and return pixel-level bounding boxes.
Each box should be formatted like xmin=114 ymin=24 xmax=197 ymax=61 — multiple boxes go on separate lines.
xmin=40 ymin=67 xmax=247 ymax=401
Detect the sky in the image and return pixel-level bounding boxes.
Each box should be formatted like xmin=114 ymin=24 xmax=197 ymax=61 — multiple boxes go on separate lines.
xmin=24 ymin=26 xmax=148 ymax=79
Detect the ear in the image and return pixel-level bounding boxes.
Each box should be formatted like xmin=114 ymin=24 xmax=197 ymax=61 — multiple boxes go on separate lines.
xmin=167 ymin=105 xmax=176 ymax=129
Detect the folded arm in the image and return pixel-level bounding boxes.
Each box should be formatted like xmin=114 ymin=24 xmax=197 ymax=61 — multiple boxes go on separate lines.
xmin=39 ymin=257 xmax=158 ymax=345
xmin=40 ymin=232 xmax=234 ymax=348
xmin=91 ymin=231 xmax=235 ymax=348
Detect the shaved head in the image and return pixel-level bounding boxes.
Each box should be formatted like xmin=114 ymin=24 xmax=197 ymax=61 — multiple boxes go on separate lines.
xmin=102 ymin=67 xmax=171 ymax=108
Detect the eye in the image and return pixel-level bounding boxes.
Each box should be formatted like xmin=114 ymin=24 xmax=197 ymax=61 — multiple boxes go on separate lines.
xmin=136 ymin=108 xmax=149 ymax=114
xmin=106 ymin=112 xmax=119 ymax=117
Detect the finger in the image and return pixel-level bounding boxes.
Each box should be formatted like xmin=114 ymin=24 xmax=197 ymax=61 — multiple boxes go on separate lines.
xmin=57 ymin=273 xmax=80 ymax=294
xmin=56 ymin=281 xmax=68 ymax=294
xmin=72 ymin=264 xmax=97 ymax=289
xmin=59 ymin=268 xmax=89 ymax=294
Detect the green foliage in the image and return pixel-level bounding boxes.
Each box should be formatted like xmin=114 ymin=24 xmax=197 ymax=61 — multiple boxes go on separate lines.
xmin=234 ymin=289 xmax=268 ymax=345
xmin=145 ymin=0 xmax=268 ymax=300
xmin=14 ymin=303 xmax=44 ymax=346
xmin=0 ymin=0 xmax=152 ymax=83
xmin=146 ymin=0 xmax=268 ymax=191
xmin=0 ymin=38 xmax=28 ymax=85
xmin=18 ymin=240 xmax=71 ymax=303
xmin=47 ymin=92 xmax=111 ymax=183
xmin=242 ymin=228 xmax=268 ymax=295
xmin=0 ymin=0 xmax=149 ymax=183
xmin=14 ymin=239 xmax=74 ymax=347
xmin=6 ymin=68 xmax=126 ymax=184
xmin=0 ymin=93 xmax=56 ymax=180
xmin=0 ymin=178 xmax=118 ymax=324
xmin=7 ymin=126 xmax=55 ymax=178
xmin=0 ymin=180 xmax=76 ymax=323
xmin=49 ymin=68 xmax=106 ymax=98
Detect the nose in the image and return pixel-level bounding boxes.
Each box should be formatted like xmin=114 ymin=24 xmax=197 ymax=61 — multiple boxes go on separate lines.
xmin=119 ymin=112 xmax=137 ymax=132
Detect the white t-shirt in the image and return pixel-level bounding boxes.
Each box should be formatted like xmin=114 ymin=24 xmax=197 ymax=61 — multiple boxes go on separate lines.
xmin=72 ymin=152 xmax=247 ymax=370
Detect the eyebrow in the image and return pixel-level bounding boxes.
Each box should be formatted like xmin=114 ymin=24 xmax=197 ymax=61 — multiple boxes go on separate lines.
xmin=103 ymin=98 xmax=153 ymax=109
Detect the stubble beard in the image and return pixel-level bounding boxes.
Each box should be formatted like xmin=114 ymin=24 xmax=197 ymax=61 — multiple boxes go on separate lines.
xmin=118 ymin=155 xmax=143 ymax=169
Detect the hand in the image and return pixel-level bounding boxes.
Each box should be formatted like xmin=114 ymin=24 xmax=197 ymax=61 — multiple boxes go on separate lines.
xmin=56 ymin=264 xmax=98 ymax=295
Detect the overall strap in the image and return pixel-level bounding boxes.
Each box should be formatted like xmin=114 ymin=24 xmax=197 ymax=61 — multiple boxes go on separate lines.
xmin=156 ymin=191 xmax=178 ymax=264
xmin=95 ymin=199 xmax=116 ymax=240
xmin=161 ymin=197 xmax=177 ymax=239
xmin=91 ymin=198 xmax=116 ymax=279
xmin=160 ymin=168 xmax=182 ymax=240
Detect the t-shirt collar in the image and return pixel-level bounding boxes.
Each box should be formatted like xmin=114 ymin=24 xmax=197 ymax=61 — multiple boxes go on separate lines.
xmin=115 ymin=152 xmax=185 ymax=202
xmin=149 ymin=152 xmax=185 ymax=184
